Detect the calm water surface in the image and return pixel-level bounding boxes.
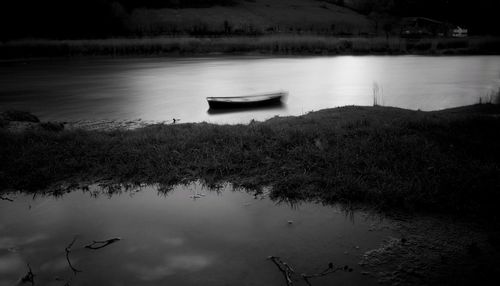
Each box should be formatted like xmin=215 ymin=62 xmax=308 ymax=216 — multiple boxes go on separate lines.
xmin=1 ymin=56 xmax=499 ymax=124
xmin=0 ymin=183 xmax=392 ymax=286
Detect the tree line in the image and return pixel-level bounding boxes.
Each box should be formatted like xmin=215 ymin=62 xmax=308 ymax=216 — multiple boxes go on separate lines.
xmin=118 ymin=0 xmax=236 ymax=9
xmin=0 ymin=0 xmax=237 ymax=40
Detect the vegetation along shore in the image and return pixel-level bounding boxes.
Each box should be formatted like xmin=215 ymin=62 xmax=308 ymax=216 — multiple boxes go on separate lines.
xmin=1 ymin=36 xmax=500 ymax=59
xmin=2 ymin=103 xmax=500 ymax=219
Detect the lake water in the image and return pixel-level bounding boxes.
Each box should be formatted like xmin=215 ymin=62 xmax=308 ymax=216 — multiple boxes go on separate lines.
xmin=0 ymin=183 xmax=393 ymax=286
xmin=1 ymin=56 xmax=500 ymax=124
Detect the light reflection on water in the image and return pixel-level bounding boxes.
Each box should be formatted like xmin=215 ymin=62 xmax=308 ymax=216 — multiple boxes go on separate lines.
xmin=0 ymin=56 xmax=499 ymax=124
xmin=0 ymin=183 xmax=392 ymax=286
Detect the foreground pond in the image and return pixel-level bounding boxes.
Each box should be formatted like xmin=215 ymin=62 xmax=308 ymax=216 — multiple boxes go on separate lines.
xmin=0 ymin=183 xmax=394 ymax=286
xmin=1 ymin=56 xmax=500 ymax=124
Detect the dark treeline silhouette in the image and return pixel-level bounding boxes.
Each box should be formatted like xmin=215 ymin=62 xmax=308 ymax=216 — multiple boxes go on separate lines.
xmin=1 ymin=0 xmax=127 ymax=40
xmin=119 ymin=0 xmax=236 ymax=9
xmin=0 ymin=0 xmax=236 ymax=40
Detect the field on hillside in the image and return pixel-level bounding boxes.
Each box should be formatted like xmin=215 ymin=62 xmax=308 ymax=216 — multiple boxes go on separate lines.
xmin=128 ymin=0 xmax=374 ymax=35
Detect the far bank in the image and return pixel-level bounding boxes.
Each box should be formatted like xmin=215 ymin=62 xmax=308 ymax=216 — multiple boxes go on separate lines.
xmin=2 ymin=36 xmax=500 ymax=59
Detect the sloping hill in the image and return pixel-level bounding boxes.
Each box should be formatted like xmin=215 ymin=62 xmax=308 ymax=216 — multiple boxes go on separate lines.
xmin=129 ymin=0 xmax=374 ymax=35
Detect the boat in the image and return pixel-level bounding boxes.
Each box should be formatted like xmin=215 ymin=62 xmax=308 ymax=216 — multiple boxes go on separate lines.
xmin=207 ymin=92 xmax=287 ymax=109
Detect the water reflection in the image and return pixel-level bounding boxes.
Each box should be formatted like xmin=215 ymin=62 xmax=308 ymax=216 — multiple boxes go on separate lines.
xmin=0 ymin=182 xmax=392 ymax=285
xmin=206 ymin=102 xmax=286 ymax=115
xmin=128 ymin=254 xmax=215 ymax=281
xmin=0 ymin=254 xmax=24 ymax=275
xmin=1 ymin=56 xmax=499 ymax=124
xmin=0 ymin=233 xmax=49 ymax=250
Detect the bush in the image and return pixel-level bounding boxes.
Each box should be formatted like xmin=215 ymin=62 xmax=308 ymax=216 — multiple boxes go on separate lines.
xmin=40 ymin=122 xmax=65 ymax=132
xmin=0 ymin=118 xmax=7 ymax=128
xmin=0 ymin=110 xmax=39 ymax=122
xmin=436 ymin=39 xmax=468 ymax=50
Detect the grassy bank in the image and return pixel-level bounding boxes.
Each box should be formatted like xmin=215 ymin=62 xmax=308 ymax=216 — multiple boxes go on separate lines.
xmin=2 ymin=104 xmax=500 ymax=217
xmin=1 ymin=36 xmax=500 ymax=59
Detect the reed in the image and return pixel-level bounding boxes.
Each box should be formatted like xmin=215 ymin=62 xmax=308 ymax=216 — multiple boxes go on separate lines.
xmin=1 ymin=36 xmax=499 ymax=58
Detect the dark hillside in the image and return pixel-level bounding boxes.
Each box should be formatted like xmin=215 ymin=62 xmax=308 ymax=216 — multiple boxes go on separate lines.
xmin=119 ymin=0 xmax=237 ymax=9
xmin=0 ymin=0 xmax=239 ymax=40
xmin=341 ymin=0 xmax=499 ymax=35
xmin=1 ymin=0 xmax=497 ymax=41
xmin=0 ymin=0 xmax=373 ymax=40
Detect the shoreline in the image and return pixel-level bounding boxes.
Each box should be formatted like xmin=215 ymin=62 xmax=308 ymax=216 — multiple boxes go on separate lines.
xmin=2 ymin=104 xmax=500 ymax=284
xmin=2 ymin=52 xmax=499 ymax=65
xmin=1 ymin=35 xmax=500 ymax=59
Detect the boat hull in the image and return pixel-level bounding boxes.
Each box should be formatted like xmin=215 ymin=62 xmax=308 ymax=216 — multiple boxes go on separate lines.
xmin=207 ymin=92 xmax=285 ymax=109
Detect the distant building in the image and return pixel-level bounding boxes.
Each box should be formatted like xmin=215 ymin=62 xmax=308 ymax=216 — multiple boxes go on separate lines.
xmin=452 ymin=26 xmax=468 ymax=37
xmin=400 ymin=17 xmax=451 ymax=38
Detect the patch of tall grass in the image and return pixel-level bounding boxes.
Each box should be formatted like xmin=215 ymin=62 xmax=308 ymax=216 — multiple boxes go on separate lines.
xmin=1 ymin=105 xmax=500 ymax=218
xmin=477 ymin=87 xmax=500 ymax=105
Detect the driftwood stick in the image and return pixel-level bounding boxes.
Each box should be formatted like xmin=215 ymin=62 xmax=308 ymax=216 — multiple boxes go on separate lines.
xmin=65 ymin=237 xmax=82 ymax=275
xmin=267 ymin=256 xmax=295 ymax=286
xmin=301 ymin=263 xmax=352 ymax=286
xmin=0 ymin=196 xmax=14 ymax=202
xmin=20 ymin=263 xmax=35 ymax=285
xmin=84 ymin=237 xmax=121 ymax=250
xmin=267 ymin=254 xmax=353 ymax=286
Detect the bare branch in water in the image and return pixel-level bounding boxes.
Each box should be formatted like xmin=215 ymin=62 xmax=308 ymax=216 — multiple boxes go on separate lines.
xmin=267 ymin=256 xmax=295 ymax=286
xmin=84 ymin=237 xmax=121 ymax=250
xmin=267 ymin=257 xmax=352 ymax=286
xmin=20 ymin=263 xmax=35 ymax=285
xmin=65 ymin=237 xmax=82 ymax=275
xmin=301 ymin=263 xmax=353 ymax=286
